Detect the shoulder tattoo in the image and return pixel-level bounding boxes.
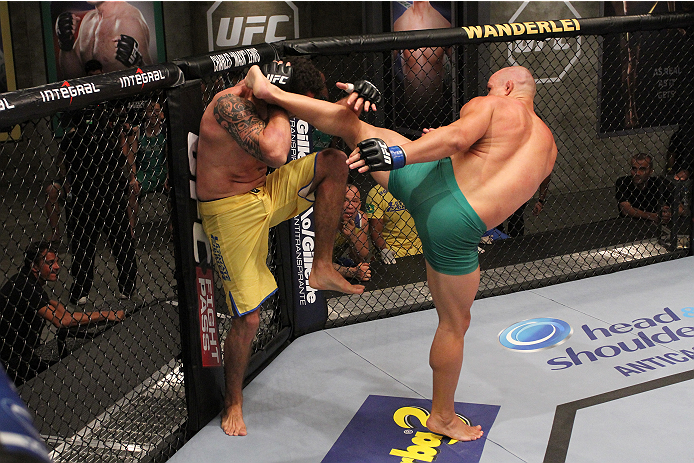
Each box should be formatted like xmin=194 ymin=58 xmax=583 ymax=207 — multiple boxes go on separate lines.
xmin=213 ymin=93 xmax=266 ymax=161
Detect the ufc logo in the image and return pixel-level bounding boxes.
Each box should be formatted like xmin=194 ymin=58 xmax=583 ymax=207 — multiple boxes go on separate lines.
xmin=266 ymin=74 xmax=288 ymax=85
xmin=216 ymin=15 xmax=289 ymax=47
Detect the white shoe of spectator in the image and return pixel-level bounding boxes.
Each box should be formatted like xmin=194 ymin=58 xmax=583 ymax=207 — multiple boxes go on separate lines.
xmin=76 ymin=296 xmax=88 ymax=305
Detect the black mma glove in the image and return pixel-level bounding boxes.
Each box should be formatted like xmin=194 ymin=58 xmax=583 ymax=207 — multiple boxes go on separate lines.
xmin=357 ymin=138 xmax=406 ymax=172
xmin=56 ymin=12 xmax=75 ymax=51
xmin=261 ymin=62 xmax=294 ymax=92
xmin=349 ymin=80 xmax=382 ymax=106
xmin=115 ymin=34 xmax=143 ymax=67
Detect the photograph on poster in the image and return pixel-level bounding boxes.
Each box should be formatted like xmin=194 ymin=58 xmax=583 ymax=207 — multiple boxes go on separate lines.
xmin=0 ymin=1 xmax=20 ymax=141
xmin=600 ymin=1 xmax=693 ymax=134
xmin=43 ymin=1 xmax=163 ymax=82
xmin=390 ymin=1 xmax=455 ymax=133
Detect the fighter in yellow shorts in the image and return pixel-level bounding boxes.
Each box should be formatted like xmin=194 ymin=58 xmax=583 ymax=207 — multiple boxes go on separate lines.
xmin=196 ymin=58 xmax=381 ymax=437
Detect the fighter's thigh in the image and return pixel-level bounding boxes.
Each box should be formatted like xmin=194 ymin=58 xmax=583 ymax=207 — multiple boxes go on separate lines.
xmin=426 ymin=261 xmax=480 ymax=326
xmin=265 ymin=153 xmax=317 ymax=226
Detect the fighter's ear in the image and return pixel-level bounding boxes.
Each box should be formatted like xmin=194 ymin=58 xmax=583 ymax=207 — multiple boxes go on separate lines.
xmin=505 ymin=80 xmax=514 ymax=95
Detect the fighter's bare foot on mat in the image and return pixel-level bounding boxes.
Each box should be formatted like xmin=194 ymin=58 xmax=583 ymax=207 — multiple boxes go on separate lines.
xmin=221 ymin=406 xmax=247 ymax=436
xmin=426 ymin=415 xmax=483 ymax=442
xmin=309 ymin=263 xmax=364 ymax=294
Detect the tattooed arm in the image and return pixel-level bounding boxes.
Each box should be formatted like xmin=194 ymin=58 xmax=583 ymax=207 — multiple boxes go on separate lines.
xmin=213 ymin=93 xmax=291 ymax=167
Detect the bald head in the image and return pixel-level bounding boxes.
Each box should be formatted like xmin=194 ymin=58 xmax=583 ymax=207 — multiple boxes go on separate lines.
xmin=488 ymin=66 xmax=536 ymax=99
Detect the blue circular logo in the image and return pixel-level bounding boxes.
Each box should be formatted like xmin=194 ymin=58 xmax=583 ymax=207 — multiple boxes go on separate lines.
xmin=499 ymin=318 xmax=573 ymax=352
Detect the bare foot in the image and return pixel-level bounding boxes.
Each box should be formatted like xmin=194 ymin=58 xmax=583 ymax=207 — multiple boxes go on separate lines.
xmin=221 ymin=406 xmax=247 ymax=436
xmin=309 ymin=266 xmax=364 ymax=294
xmin=426 ymin=414 xmax=483 ymax=442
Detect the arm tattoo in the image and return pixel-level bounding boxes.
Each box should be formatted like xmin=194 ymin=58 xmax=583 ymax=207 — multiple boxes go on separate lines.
xmin=213 ymin=94 xmax=267 ymax=161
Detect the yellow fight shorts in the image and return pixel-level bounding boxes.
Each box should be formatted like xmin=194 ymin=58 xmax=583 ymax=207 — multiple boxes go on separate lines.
xmin=199 ymin=153 xmax=317 ymax=317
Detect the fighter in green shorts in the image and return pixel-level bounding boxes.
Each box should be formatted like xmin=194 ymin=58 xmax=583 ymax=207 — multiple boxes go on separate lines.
xmin=244 ymin=64 xmax=557 ymax=443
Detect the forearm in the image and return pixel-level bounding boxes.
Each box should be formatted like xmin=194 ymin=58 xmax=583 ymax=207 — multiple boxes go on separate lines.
xmin=619 ymin=202 xmax=658 ymax=221
xmin=370 ymin=220 xmax=388 ymax=250
xmin=398 ymin=124 xmax=469 ymax=165
xmin=351 ymin=229 xmax=371 ymax=261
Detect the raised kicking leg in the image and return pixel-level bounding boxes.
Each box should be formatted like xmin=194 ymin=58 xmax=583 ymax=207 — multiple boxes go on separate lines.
xmin=221 ymin=310 xmax=260 ymax=436
xmin=307 ymin=148 xmax=364 ymax=294
xmin=424 ymin=261 xmax=484 ymax=441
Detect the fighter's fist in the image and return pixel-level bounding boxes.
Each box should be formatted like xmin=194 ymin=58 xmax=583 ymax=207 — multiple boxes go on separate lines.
xmin=115 ymin=34 xmax=143 ymax=67
xmin=56 ymin=12 xmax=76 ymax=51
xmin=356 ymin=138 xmax=406 ymax=172
xmin=261 ymin=61 xmax=294 ymax=92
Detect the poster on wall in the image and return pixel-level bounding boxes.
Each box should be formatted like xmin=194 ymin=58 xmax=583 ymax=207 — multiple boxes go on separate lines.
xmin=599 ymin=1 xmax=693 ymax=134
xmin=390 ymin=1 xmax=455 ymax=133
xmin=0 ymin=1 xmax=20 ymax=140
xmin=41 ymin=1 xmax=166 ymax=82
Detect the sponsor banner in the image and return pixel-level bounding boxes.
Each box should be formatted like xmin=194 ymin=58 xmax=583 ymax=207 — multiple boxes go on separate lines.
xmin=174 ymin=43 xmax=278 ymax=80
xmin=288 ymin=118 xmax=326 ymax=332
xmin=0 ymin=64 xmax=183 ymax=128
xmin=196 ymin=267 xmax=221 ymax=367
xmin=323 ymin=395 xmax=500 ymax=463
xmin=499 ymin=305 xmax=694 ymax=377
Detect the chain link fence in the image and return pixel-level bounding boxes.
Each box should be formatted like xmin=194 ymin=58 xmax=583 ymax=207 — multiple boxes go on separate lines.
xmin=0 ymin=12 xmax=692 ymax=463
xmin=0 ymin=86 xmax=185 ymax=462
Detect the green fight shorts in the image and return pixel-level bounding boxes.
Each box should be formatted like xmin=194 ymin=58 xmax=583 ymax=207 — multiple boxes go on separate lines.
xmin=388 ymin=157 xmax=487 ymax=275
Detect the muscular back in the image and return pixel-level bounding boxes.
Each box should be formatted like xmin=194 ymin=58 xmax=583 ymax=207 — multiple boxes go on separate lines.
xmin=452 ymin=96 xmax=556 ymax=228
xmin=197 ymin=84 xmax=291 ymax=201
xmin=75 ymin=2 xmax=151 ymax=73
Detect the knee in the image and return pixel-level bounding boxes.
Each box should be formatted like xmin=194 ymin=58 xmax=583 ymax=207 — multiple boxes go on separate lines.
xmin=317 ymin=148 xmax=348 ymax=175
xmin=233 ymin=311 xmax=260 ymax=343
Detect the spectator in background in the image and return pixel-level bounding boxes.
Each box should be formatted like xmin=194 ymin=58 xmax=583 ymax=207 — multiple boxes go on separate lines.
xmin=63 ymin=98 xmax=137 ymax=305
xmin=616 ymin=153 xmax=672 ymax=223
xmin=0 ymin=241 xmax=124 ymax=386
xmin=366 ymin=184 xmax=422 ymax=264
xmin=126 ymin=99 xmax=168 ymax=234
xmin=334 ymin=184 xmax=372 ymax=281
xmin=45 ymin=60 xmax=104 ymax=243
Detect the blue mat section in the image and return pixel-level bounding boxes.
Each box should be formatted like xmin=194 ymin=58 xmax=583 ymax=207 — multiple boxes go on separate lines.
xmin=323 ymin=395 xmax=499 ymax=463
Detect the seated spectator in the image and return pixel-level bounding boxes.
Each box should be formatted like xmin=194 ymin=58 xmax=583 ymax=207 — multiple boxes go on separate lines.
xmin=334 ymin=185 xmax=371 ymax=281
xmin=366 ymin=184 xmax=422 ymax=264
xmin=0 ymin=241 xmax=125 ymax=385
xmin=616 ymin=153 xmax=672 ymax=223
